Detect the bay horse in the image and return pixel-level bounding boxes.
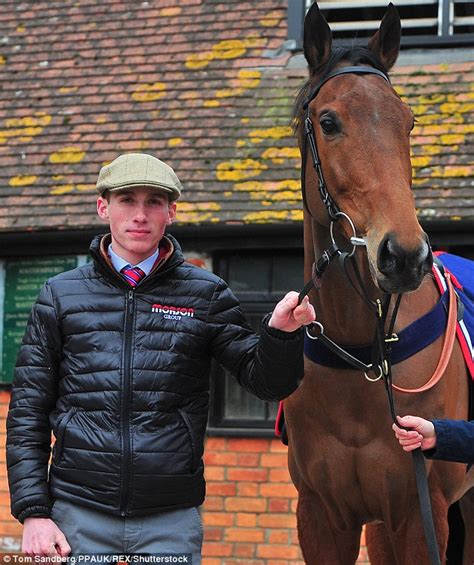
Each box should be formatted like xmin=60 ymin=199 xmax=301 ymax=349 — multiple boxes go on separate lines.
xmin=284 ymin=3 xmax=474 ymax=563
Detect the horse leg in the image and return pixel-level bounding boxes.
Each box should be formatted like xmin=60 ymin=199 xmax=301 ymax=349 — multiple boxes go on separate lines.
xmin=367 ymin=490 xmax=450 ymax=565
xmin=389 ymin=489 xmax=450 ymax=565
xmin=446 ymin=501 xmax=464 ymax=564
xmin=296 ymin=482 xmax=361 ymax=565
xmin=366 ymin=523 xmax=396 ymax=565
xmin=458 ymin=487 xmax=474 ymax=564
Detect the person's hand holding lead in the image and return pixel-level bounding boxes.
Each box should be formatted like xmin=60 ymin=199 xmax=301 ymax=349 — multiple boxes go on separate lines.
xmin=392 ymin=415 xmax=437 ymax=452
xmin=269 ymin=292 xmax=316 ymax=333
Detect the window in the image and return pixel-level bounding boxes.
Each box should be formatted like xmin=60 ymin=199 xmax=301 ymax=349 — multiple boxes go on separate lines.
xmin=287 ymin=0 xmax=474 ymax=50
xmin=208 ymin=250 xmax=304 ymax=435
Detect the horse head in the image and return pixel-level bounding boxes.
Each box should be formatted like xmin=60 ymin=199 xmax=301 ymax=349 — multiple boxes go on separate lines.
xmin=299 ymin=2 xmax=433 ymax=294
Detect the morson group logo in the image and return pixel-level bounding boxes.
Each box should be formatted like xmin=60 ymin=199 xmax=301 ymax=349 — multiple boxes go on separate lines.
xmin=152 ymin=303 xmax=195 ymax=321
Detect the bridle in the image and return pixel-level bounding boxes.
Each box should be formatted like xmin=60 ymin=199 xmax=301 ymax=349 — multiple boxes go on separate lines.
xmin=298 ymin=65 xmax=402 ymax=381
xmin=297 ymin=65 xmax=442 ymax=565
xmin=299 ymin=66 xmax=390 ymax=289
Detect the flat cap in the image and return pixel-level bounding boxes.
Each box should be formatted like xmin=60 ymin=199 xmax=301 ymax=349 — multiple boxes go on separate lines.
xmin=96 ymin=153 xmax=182 ymax=201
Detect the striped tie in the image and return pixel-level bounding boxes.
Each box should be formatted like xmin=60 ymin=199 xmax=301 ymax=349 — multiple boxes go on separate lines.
xmin=121 ymin=266 xmax=146 ymax=287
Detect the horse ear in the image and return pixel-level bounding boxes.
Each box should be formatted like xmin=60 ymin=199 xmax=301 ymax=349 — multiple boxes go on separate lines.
xmin=303 ymin=2 xmax=332 ymax=72
xmin=367 ymin=3 xmax=401 ymax=71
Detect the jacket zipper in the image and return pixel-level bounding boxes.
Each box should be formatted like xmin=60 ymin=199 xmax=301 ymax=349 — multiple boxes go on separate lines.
xmin=120 ymin=289 xmax=135 ymax=516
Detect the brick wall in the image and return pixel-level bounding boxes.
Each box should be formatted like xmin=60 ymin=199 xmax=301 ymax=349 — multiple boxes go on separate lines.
xmin=0 ymin=392 xmax=369 ymax=562
xmin=0 ymin=391 xmax=23 ymax=554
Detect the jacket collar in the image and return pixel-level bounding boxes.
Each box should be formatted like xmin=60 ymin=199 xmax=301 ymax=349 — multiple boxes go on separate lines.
xmin=90 ymin=233 xmax=184 ymax=289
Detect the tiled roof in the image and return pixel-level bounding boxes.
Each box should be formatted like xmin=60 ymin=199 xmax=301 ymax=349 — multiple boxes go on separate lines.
xmin=0 ymin=1 xmax=472 ymax=233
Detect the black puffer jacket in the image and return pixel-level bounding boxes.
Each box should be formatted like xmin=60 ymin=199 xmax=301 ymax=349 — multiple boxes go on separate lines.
xmin=7 ymin=234 xmax=302 ymax=523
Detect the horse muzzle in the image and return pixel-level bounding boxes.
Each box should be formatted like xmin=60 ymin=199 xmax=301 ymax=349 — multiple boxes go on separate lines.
xmin=375 ymin=232 xmax=433 ymax=293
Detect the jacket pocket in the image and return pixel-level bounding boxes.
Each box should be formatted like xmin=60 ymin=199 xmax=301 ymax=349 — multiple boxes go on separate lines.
xmin=54 ymin=407 xmax=77 ymax=464
xmin=178 ymin=409 xmax=198 ymax=473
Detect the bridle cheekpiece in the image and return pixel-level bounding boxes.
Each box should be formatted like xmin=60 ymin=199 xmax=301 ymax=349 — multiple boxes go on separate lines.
xmin=301 ymin=66 xmax=390 ymax=223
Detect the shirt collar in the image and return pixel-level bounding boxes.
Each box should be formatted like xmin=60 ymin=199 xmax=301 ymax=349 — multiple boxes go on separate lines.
xmin=108 ymin=244 xmax=160 ymax=276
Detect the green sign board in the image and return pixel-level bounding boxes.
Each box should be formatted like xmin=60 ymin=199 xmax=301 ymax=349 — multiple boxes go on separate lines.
xmin=1 ymin=256 xmax=80 ymax=384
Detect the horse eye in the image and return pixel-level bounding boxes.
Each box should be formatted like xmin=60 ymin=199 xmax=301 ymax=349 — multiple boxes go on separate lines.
xmin=320 ymin=116 xmax=339 ymax=135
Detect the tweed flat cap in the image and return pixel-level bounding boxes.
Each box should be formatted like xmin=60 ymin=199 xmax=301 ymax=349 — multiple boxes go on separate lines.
xmin=96 ymin=153 xmax=182 ymax=201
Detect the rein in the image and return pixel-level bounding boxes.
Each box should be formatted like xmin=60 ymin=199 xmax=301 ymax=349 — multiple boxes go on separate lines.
xmin=299 ymin=65 xmax=443 ymax=565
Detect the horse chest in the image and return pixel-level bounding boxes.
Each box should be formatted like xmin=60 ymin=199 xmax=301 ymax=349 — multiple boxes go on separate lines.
xmin=304 ymin=441 xmax=416 ymax=522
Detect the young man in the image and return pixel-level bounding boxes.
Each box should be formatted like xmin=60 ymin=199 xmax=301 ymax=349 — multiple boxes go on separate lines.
xmin=7 ymin=153 xmax=315 ymax=562
xmin=392 ymin=415 xmax=474 ymax=464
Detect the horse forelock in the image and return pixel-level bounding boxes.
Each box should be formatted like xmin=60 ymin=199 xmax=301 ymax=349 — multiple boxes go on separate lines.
xmin=292 ymin=46 xmax=389 ymax=135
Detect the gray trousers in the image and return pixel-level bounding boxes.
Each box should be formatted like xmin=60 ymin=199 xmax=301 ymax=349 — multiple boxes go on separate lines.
xmin=51 ymin=499 xmax=203 ymax=564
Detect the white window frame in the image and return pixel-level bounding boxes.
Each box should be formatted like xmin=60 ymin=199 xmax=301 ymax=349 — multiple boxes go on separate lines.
xmin=287 ymin=0 xmax=474 ymax=49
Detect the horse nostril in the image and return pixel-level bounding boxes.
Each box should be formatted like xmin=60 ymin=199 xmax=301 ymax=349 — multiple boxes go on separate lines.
xmin=378 ymin=233 xmax=433 ymax=284
xmin=378 ymin=235 xmax=397 ymax=275
xmin=425 ymin=252 xmax=433 ymax=271
xmin=421 ymin=235 xmax=433 ymax=272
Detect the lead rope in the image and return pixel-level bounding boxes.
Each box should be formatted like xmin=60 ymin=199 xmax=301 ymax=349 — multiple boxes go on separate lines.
xmin=380 ymin=311 xmax=441 ymax=565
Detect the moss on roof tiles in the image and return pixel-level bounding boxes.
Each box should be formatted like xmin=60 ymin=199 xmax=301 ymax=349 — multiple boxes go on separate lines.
xmin=0 ymin=0 xmax=472 ymax=232
xmin=49 ymin=147 xmax=86 ymax=164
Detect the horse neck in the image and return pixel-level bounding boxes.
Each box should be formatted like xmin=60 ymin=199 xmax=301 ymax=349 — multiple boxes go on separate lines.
xmin=306 ymin=218 xmax=379 ymax=343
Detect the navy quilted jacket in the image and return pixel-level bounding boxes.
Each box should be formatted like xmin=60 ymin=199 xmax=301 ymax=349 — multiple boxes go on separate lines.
xmin=7 ymin=234 xmax=303 ymax=523
xmin=424 ymin=419 xmax=474 ymax=464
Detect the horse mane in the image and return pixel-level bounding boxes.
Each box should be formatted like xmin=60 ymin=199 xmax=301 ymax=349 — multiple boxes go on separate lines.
xmin=292 ymin=46 xmax=389 ymax=134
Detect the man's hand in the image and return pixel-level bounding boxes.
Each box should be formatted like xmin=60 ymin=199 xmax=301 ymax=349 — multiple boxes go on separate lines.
xmin=392 ymin=415 xmax=437 ymax=452
xmin=269 ymin=292 xmax=316 ymax=333
xmin=22 ymin=517 xmax=71 ymax=558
